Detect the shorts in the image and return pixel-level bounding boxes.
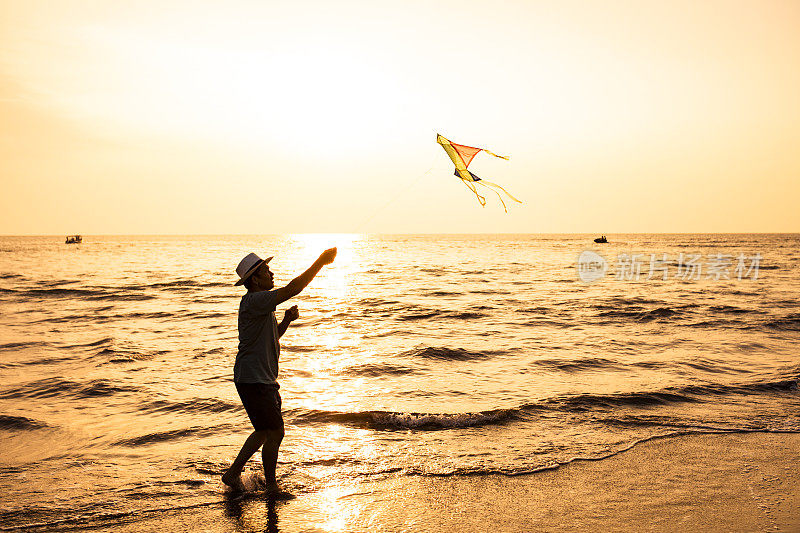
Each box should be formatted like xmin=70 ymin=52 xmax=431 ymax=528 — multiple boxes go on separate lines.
xmin=235 ymin=382 xmax=283 ymax=431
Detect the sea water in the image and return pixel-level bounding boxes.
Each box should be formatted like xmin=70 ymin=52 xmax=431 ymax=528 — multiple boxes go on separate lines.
xmin=1 ymin=234 xmax=798 ymax=529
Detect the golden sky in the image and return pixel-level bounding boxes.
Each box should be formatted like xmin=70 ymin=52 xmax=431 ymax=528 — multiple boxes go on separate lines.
xmin=1 ymin=0 xmax=798 ymax=234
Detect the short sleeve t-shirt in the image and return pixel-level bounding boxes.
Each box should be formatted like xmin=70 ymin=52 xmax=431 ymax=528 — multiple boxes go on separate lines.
xmin=234 ymin=289 xmax=280 ymax=384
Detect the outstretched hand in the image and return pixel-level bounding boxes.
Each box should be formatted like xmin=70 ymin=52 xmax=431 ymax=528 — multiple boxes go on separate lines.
xmin=320 ymin=247 xmax=337 ymax=265
xmin=284 ymin=305 xmax=299 ymax=323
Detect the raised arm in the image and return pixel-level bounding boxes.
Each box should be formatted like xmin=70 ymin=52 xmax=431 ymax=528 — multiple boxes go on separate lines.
xmin=274 ymin=247 xmax=337 ymax=305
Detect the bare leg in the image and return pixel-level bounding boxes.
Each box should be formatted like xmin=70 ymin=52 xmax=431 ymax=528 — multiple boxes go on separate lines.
xmin=222 ymin=430 xmax=267 ymax=488
xmin=261 ymin=428 xmax=284 ymax=492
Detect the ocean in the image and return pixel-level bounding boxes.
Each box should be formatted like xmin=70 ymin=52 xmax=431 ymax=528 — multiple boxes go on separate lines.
xmin=1 ymin=234 xmax=798 ymax=530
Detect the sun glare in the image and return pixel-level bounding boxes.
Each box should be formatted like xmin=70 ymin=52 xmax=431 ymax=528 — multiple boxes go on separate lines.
xmin=288 ymin=233 xmax=360 ymax=296
xmin=54 ymin=25 xmax=406 ymax=158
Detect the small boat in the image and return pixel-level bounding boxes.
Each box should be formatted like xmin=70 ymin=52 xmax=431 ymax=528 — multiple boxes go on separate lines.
xmin=594 ymin=235 xmax=608 ymax=243
xmin=65 ymin=235 xmax=82 ymax=244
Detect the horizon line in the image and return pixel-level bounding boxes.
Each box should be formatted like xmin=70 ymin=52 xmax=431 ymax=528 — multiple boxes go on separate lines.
xmin=2 ymin=232 xmax=799 ymax=237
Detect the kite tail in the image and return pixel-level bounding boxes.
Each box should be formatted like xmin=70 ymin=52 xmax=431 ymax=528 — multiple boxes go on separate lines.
xmin=484 ymin=185 xmax=508 ymax=213
xmin=482 ymin=149 xmax=510 ymax=161
xmin=478 ymin=181 xmax=523 ymax=204
xmin=461 ymin=179 xmax=487 ymax=207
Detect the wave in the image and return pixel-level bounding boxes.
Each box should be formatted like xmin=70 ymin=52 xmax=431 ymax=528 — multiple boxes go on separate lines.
xmin=40 ymin=279 xmax=80 ymax=287
xmin=284 ymin=374 xmax=799 ymax=431
xmin=34 ymin=314 xmax=101 ymax=324
xmin=32 ymin=309 xmax=167 ymax=325
xmin=425 ymin=290 xmax=462 ymax=297
xmin=17 ymin=288 xmax=108 ymax=299
xmin=708 ymin=305 xmax=757 ymax=315
xmin=184 ymin=311 xmax=229 ymax=320
xmin=88 ymin=293 xmax=156 ymax=302
xmin=341 ymin=363 xmax=417 ymax=377
xmin=63 ymin=337 xmax=114 ymax=348
xmin=115 ymin=424 xmax=236 ymax=446
xmin=596 ymin=307 xmax=680 ymax=322
xmin=532 ymin=381 xmax=788 ymax=421
xmin=138 ymin=398 xmax=241 ymax=415
xmin=517 ymin=306 xmax=551 ymax=315
xmin=398 ymin=311 xmax=439 ymax=320
xmin=678 ymin=358 xmax=750 ymax=374
xmin=593 ymin=296 xmax=664 ymax=307
xmin=356 ymin=297 xmax=399 ymax=307
xmin=407 ymin=428 xmax=800 ymax=478
xmin=531 ymin=357 xmax=622 ymax=372
xmin=285 ymin=407 xmax=514 ymax=430
xmin=192 ymin=347 xmax=225 ymax=359
xmin=363 ymin=329 xmax=410 ymax=339
xmin=6 ymin=287 xmax=155 ymax=302
xmin=679 ymin=377 xmax=799 ymax=396
xmin=0 ymin=341 xmax=48 ymax=351
xmin=539 ymin=391 xmax=698 ymax=412
xmin=447 ymin=311 xmax=486 ymax=319
xmin=0 ymin=378 xmax=141 ymax=400
xmin=0 ymin=355 xmax=79 ymax=369
xmin=518 ymin=318 xmax=571 ymax=327
xmin=469 ymin=289 xmax=510 ymax=295
xmin=145 ymin=280 xmax=201 ymax=289
xmin=398 ymin=309 xmax=487 ymax=321
xmin=146 ymin=279 xmax=231 ymax=289
xmin=596 ymin=414 xmax=740 ymax=431
xmin=125 ymin=311 xmax=173 ymax=320
xmin=0 ymin=414 xmax=50 ymax=430
xmin=686 ymin=318 xmax=746 ymax=329
xmin=112 ymin=280 xmax=230 ymax=291
xmin=700 ymin=313 xmax=800 ymax=332
xmin=96 ymin=346 xmax=167 ymax=362
xmin=763 ymin=313 xmax=800 ymax=331
xmin=398 ymin=346 xmax=495 ymax=361
xmin=541 ymin=377 xmax=797 ymax=412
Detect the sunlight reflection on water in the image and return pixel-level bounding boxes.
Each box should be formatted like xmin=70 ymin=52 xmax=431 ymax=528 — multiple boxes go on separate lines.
xmin=287 ymin=233 xmax=361 ymax=301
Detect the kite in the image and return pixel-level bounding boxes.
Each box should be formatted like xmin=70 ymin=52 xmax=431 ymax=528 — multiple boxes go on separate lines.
xmin=436 ymin=133 xmax=522 ymax=212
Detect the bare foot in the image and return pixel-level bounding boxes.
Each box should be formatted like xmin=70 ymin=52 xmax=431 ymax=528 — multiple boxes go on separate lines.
xmin=264 ymin=482 xmax=295 ymax=500
xmin=221 ymin=471 xmax=244 ymax=491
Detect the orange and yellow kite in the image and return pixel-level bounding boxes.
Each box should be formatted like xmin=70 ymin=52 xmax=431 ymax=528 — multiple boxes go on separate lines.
xmin=436 ymin=134 xmax=522 ymax=212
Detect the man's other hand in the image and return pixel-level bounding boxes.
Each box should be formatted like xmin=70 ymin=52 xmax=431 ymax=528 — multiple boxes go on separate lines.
xmin=284 ymin=305 xmax=299 ymax=322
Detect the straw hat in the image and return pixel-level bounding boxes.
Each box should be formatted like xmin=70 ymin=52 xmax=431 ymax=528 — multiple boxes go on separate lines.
xmin=234 ymin=253 xmax=273 ymax=286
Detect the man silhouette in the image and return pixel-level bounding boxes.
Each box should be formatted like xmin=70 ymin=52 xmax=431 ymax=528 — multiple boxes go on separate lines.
xmin=222 ymin=247 xmax=337 ymax=494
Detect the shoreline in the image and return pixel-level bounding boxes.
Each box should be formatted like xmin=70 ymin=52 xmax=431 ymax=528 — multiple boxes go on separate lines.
xmin=22 ymin=430 xmax=799 ymax=532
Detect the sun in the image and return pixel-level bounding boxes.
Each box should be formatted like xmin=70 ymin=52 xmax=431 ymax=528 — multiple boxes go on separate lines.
xmin=50 ymin=25 xmax=406 ymax=159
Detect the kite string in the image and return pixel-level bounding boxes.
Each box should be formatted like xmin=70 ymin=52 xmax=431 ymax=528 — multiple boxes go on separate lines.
xmin=355 ymin=156 xmax=440 ymax=233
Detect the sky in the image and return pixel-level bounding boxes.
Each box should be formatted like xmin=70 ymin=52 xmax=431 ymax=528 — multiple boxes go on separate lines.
xmin=1 ymin=0 xmax=798 ymax=234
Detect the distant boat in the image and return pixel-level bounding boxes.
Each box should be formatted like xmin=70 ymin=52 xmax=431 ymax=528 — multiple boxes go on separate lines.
xmin=65 ymin=235 xmax=82 ymax=244
xmin=594 ymin=235 xmax=607 ymax=243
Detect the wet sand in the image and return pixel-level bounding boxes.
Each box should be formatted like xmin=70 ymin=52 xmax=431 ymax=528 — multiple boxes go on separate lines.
xmin=59 ymin=431 xmax=800 ymax=532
